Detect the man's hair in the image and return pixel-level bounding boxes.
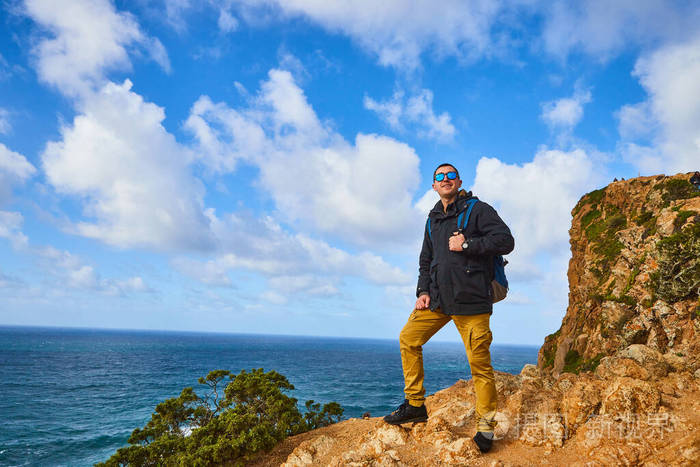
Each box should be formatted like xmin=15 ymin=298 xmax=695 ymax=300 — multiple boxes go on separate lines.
xmin=433 ymin=163 xmax=460 ymax=180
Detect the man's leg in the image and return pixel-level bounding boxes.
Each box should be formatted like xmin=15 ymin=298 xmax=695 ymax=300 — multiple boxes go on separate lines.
xmin=399 ymin=308 xmax=451 ymax=407
xmin=452 ymin=312 xmax=498 ymax=449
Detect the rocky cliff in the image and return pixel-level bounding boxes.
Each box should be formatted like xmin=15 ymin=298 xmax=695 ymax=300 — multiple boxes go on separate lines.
xmin=252 ymin=173 xmax=700 ymax=466
xmin=538 ymin=173 xmax=700 ymax=376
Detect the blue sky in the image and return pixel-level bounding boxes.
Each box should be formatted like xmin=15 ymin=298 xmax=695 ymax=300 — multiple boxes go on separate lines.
xmin=1 ymin=0 xmax=699 ymax=345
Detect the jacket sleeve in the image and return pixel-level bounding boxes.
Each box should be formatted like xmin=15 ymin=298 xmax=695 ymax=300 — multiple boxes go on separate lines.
xmin=416 ymin=219 xmax=433 ymax=297
xmin=466 ymin=202 xmax=514 ymax=256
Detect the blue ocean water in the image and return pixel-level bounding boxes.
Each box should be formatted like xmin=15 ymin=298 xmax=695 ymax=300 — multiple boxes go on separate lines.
xmin=0 ymin=326 xmax=538 ymax=466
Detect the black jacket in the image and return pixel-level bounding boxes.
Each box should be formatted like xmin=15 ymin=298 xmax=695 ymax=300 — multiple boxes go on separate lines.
xmin=417 ymin=190 xmax=514 ymax=315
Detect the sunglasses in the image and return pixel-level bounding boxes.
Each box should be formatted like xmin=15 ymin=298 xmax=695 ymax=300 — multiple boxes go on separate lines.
xmin=434 ymin=171 xmax=458 ymax=182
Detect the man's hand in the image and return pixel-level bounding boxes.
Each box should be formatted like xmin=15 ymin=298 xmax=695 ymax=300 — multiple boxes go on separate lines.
xmin=449 ymin=232 xmax=466 ymax=251
xmin=415 ymin=294 xmax=430 ymax=309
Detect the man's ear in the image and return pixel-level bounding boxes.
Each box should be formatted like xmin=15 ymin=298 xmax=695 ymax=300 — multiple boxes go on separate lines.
xmin=432 ymin=182 xmax=438 ymax=192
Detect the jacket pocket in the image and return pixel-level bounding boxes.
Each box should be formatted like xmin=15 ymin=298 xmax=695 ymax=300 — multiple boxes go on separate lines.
xmin=451 ymin=264 xmax=489 ymax=304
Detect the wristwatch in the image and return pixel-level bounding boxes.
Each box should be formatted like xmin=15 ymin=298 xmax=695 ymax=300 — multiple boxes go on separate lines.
xmin=461 ymin=239 xmax=469 ymax=250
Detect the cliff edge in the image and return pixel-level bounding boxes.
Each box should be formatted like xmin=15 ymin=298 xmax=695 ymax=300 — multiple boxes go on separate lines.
xmin=252 ymin=173 xmax=700 ymax=466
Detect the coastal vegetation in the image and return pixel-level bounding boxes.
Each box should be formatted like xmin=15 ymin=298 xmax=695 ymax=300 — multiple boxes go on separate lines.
xmin=652 ymin=222 xmax=700 ymax=303
xmin=98 ymin=368 xmax=343 ymax=466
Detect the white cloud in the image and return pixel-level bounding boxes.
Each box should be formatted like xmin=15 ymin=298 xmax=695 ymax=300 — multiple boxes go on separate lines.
xmin=471 ymin=148 xmax=602 ymax=259
xmin=540 ymin=0 xmax=700 ymax=60
xmin=38 ymin=246 xmax=150 ymax=295
xmin=218 ymin=9 xmax=239 ymax=32
xmin=146 ymin=1 xmax=700 ymax=75
xmin=260 ymin=290 xmax=287 ymax=305
xmin=146 ymin=37 xmax=172 ymax=74
xmin=0 ymin=143 xmax=36 ymax=181
xmin=232 ymin=0 xmax=514 ymax=69
xmin=365 ymin=89 xmax=456 ymax=142
xmin=0 ymin=143 xmax=36 ymax=206
xmin=617 ymin=101 xmax=657 ymax=140
xmin=0 ymin=215 xmax=151 ymax=296
xmin=262 ymin=132 xmax=421 ymax=246
xmin=277 ymin=50 xmax=309 ymax=83
xmin=171 ymin=256 xmax=233 ymax=287
xmin=228 ymin=2 xmax=700 ymax=69
xmin=117 ymin=276 xmax=149 ymax=293
xmin=541 ymin=89 xmax=592 ymax=130
xmin=268 ymin=275 xmax=339 ymax=297
xmin=187 ymin=69 xmax=424 ymax=247
xmin=618 ymin=33 xmax=700 ymax=175
xmin=184 ymin=96 xmax=265 ymax=173
xmin=41 ymin=79 xmax=214 ymax=251
xmin=163 ymin=0 xmax=192 ymax=31
xmin=163 ymin=0 xmax=239 ymax=34
xmin=209 ymin=212 xmax=411 ymax=285
xmin=25 ymin=0 xmax=170 ymax=95
xmin=414 ymin=188 xmax=439 ymax=216
xmin=365 ymin=93 xmax=402 ymax=130
xmin=173 ymin=211 xmax=411 ymax=301
xmin=0 ymin=211 xmax=29 ymax=249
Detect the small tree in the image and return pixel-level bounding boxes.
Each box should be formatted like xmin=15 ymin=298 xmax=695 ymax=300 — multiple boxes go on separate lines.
xmin=98 ymin=369 xmax=343 ymax=466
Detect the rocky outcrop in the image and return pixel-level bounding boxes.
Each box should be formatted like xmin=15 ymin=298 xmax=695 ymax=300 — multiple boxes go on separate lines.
xmin=538 ymin=174 xmax=700 ymax=376
xmin=251 ymin=173 xmax=700 ymax=466
xmin=252 ymin=362 xmax=700 ymax=466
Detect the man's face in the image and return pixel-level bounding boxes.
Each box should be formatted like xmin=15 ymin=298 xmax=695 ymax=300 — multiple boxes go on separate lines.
xmin=432 ymin=165 xmax=462 ymax=198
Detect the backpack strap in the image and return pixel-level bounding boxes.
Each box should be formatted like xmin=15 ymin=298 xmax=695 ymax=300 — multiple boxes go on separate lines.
xmin=427 ymin=197 xmax=479 ymax=240
xmin=457 ymin=198 xmax=479 ymax=231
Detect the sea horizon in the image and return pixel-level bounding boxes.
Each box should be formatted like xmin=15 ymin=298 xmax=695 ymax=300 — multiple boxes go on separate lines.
xmin=0 ymin=323 xmax=543 ymax=348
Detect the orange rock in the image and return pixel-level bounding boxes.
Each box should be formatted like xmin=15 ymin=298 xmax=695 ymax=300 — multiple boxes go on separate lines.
xmin=600 ymin=377 xmax=661 ymax=415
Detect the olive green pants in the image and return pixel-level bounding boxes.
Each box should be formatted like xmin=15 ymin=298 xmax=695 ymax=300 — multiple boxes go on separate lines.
xmin=399 ymin=307 xmax=497 ymax=432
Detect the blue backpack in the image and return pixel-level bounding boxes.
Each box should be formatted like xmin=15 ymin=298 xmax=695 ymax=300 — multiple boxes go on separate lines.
xmin=427 ymin=197 xmax=509 ymax=303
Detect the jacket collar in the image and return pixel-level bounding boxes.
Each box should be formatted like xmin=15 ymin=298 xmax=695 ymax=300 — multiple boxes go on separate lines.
xmin=429 ymin=190 xmax=473 ymax=218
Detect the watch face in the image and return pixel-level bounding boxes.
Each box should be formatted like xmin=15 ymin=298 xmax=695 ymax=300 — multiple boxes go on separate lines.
xmin=462 ymin=241 xmax=468 ymax=249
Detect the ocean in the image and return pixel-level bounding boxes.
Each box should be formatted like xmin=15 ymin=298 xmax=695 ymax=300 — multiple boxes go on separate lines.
xmin=0 ymin=326 xmax=538 ymax=466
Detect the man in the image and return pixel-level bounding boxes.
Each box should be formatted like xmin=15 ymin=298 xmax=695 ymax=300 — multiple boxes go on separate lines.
xmin=383 ymin=163 xmax=514 ymax=454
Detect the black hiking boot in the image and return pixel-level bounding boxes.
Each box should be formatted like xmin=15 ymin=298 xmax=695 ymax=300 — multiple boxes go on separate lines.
xmin=473 ymin=431 xmax=494 ymax=453
xmin=383 ymin=399 xmax=428 ymax=425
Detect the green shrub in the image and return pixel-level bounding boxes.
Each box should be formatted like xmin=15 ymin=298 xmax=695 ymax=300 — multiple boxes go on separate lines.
xmin=562 ymin=350 xmax=582 ymax=373
xmin=673 ymin=210 xmax=696 ymax=229
xmin=541 ymin=329 xmax=560 ymax=369
xmin=606 ymin=214 xmax=627 ymax=230
xmin=581 ymin=209 xmax=602 ymax=228
xmin=623 ymin=268 xmax=640 ymax=295
xmin=98 ymin=369 xmax=343 ymax=466
xmin=562 ymin=350 xmax=605 ymax=374
xmin=634 ymin=210 xmax=654 ymax=226
xmin=660 ymin=179 xmax=700 ymax=204
xmin=581 ymin=353 xmax=605 ymax=373
xmin=593 ymin=236 xmax=624 ymax=264
xmin=586 ymin=188 xmax=606 ymax=204
xmin=584 ymin=218 xmax=606 ymax=241
xmin=634 ymin=210 xmax=658 ymax=238
xmin=653 ymin=223 xmax=700 ymax=303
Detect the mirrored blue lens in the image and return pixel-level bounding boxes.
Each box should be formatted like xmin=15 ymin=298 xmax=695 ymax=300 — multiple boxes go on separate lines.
xmin=435 ymin=171 xmax=457 ymax=182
